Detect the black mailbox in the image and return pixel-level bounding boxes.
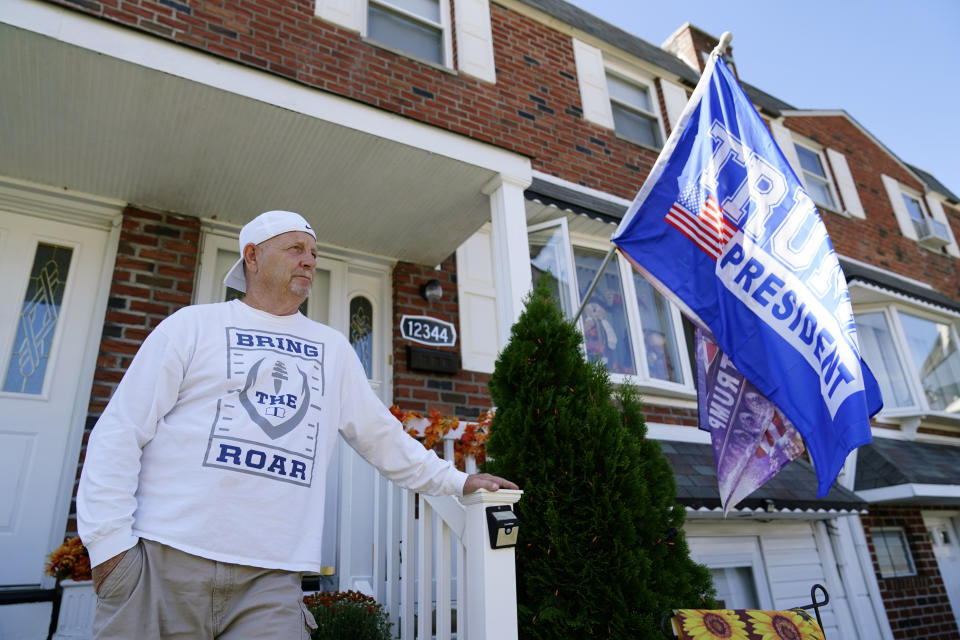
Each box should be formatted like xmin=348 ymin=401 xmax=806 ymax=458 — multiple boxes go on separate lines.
xmin=485 ymin=505 xmax=519 ymax=549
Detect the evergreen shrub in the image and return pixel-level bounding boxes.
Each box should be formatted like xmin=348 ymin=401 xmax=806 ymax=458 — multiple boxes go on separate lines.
xmin=484 ymin=276 xmax=715 ymax=638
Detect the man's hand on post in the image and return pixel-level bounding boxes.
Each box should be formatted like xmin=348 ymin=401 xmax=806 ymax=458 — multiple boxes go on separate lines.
xmin=462 ymin=473 xmax=519 ymax=494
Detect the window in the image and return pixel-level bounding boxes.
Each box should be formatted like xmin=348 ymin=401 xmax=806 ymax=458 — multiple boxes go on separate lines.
xmin=527 ymin=218 xmax=692 ymax=389
xmin=854 ymin=306 xmax=960 ymax=416
xmin=606 ymin=72 xmax=663 ymax=149
xmin=871 ymin=527 xmax=916 ymax=578
xmin=794 ymin=144 xmax=837 ymax=210
xmin=901 ymin=192 xmax=929 ymax=237
xmin=881 ymin=174 xmax=957 ymax=252
xmin=368 ymin=0 xmax=445 ymax=65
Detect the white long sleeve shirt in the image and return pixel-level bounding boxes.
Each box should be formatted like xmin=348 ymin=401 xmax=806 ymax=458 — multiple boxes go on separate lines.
xmin=78 ymin=300 xmax=467 ymax=571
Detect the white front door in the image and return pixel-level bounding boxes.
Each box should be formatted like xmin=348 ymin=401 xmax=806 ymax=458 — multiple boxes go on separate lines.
xmin=0 ymin=210 xmax=111 ymax=587
xmin=924 ymin=512 xmax=960 ymax=624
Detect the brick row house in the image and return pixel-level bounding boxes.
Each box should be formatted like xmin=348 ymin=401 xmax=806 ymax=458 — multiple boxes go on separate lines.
xmin=1 ymin=0 xmax=958 ymax=637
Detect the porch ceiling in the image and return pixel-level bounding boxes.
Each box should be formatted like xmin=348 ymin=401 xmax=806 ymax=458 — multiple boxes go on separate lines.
xmin=0 ymin=23 xmax=498 ymax=266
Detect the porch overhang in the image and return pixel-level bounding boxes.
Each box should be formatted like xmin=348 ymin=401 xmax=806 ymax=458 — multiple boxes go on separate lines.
xmin=855 ymin=437 xmax=960 ymax=506
xmin=0 ymin=3 xmax=531 ymax=266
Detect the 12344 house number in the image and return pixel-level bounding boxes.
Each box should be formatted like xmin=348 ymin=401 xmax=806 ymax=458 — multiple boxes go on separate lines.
xmin=400 ymin=315 xmax=457 ymax=347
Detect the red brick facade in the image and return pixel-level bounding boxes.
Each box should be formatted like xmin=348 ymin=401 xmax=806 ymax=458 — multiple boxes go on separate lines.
xmin=782 ymin=115 xmax=960 ymax=293
xmin=862 ymin=506 xmax=960 ymax=639
xmin=71 ymin=206 xmax=200 ymax=532
xmin=44 ymin=1 xmax=960 ymax=631
xmin=392 ymin=256 xmax=492 ymax=420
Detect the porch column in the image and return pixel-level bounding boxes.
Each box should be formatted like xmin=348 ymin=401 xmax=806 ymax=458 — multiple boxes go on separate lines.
xmin=484 ymin=174 xmax=532 ymax=348
xmin=461 ymin=488 xmax=523 ymax=640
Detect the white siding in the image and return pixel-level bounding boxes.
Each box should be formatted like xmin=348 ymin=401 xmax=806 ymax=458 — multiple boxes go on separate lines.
xmin=770 ymin=120 xmax=802 ymax=177
xmin=572 ymin=38 xmax=614 ymax=129
xmin=881 ymin=174 xmax=917 ymax=239
xmin=825 ymin=148 xmax=865 ymax=219
xmin=925 ymin=193 xmax=960 ymax=257
xmin=315 ymin=0 xmax=365 ymax=32
xmin=456 ymin=226 xmax=499 ymax=373
xmin=454 ymin=0 xmax=496 ymax=83
xmin=660 ymin=78 xmax=689 ymax=133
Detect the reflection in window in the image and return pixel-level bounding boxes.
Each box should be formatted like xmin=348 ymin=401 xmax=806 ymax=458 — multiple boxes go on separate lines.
xmin=368 ymin=0 xmax=443 ymax=64
xmin=3 ymin=243 xmax=73 ymax=394
xmin=795 ymin=144 xmax=836 ymax=209
xmin=607 ymin=73 xmax=662 ymax=148
xmin=350 ymin=296 xmax=374 ymax=379
xmin=854 ymin=312 xmax=914 ymax=409
xmin=871 ymin=527 xmax=916 ymax=578
xmin=899 ymin=312 xmax=960 ymax=413
xmin=529 ymin=226 xmax=575 ymax=317
xmin=574 ymin=247 xmax=635 ymax=375
xmin=633 ymin=274 xmax=682 ymax=383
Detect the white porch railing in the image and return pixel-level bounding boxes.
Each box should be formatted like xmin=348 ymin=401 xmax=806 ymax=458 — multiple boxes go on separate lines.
xmin=372 ymin=423 xmax=522 ymax=640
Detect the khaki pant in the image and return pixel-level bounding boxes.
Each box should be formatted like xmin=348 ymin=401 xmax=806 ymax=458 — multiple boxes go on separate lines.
xmin=93 ymin=539 xmax=317 ymax=639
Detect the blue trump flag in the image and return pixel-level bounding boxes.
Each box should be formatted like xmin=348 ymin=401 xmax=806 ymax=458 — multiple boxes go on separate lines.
xmin=611 ymin=53 xmax=882 ymax=497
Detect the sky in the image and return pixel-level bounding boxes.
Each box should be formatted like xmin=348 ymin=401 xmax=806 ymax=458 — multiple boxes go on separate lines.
xmin=566 ymin=0 xmax=960 ymax=198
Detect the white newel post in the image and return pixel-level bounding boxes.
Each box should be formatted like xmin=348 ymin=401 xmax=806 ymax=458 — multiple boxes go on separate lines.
xmin=461 ymin=488 xmax=523 ymax=640
xmin=52 ymin=579 xmax=96 ymax=640
xmin=484 ymin=175 xmax=532 ymax=349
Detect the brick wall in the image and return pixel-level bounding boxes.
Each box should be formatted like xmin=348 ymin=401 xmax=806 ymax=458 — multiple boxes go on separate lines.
xmin=392 ymin=256 xmax=492 ymax=420
xmin=69 ymin=206 xmax=200 ymax=533
xmin=861 ymin=506 xmax=960 ymax=639
xmin=783 ymin=115 xmax=960 ymax=296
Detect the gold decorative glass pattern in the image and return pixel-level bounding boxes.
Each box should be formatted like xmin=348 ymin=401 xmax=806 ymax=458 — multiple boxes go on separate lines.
xmin=3 ymin=243 xmax=73 ymax=394
xmin=349 ymin=296 xmax=373 ymax=379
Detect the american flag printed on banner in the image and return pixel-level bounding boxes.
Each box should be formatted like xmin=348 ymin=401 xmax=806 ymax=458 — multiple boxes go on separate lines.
xmin=665 ymin=185 xmax=738 ymax=260
xmin=611 ymin=55 xmax=882 ymax=498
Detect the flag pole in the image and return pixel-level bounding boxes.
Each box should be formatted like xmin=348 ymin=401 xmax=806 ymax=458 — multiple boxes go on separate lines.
xmin=571 ymin=245 xmax=616 ymax=324
xmin=574 ymin=32 xmax=731 ymax=326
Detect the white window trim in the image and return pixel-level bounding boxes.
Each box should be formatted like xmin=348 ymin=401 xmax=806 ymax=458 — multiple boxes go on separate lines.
xmin=856 ymin=300 xmax=960 ymax=421
xmin=881 ymin=174 xmax=959 ymax=255
xmin=569 ymin=231 xmax=694 ymax=394
xmin=793 ymin=140 xmax=841 ymax=213
xmin=824 ymin=148 xmax=865 ymax=219
xmin=317 ymin=0 xmax=497 ymax=80
xmin=603 ymin=59 xmax=667 ymax=150
xmin=870 ymin=526 xmax=917 ymax=578
xmin=367 ymin=0 xmax=453 ymax=68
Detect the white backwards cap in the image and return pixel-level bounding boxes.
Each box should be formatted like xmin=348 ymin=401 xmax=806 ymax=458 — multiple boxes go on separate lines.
xmin=223 ymin=210 xmax=316 ymax=293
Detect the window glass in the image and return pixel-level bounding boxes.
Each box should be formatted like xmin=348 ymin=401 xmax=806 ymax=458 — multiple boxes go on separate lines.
xmin=3 ymin=243 xmax=73 ymax=394
xmin=349 ymin=296 xmax=374 ymax=379
xmin=574 ymin=247 xmax=635 ymax=375
xmin=902 ymin=194 xmax=926 ymax=223
xmin=529 ymin=226 xmax=576 ymax=318
xmin=368 ymin=1 xmax=443 ymax=64
xmin=384 ymin=0 xmax=440 ymax=22
xmin=871 ymin=527 xmax=916 ymax=578
xmin=607 ymin=74 xmax=652 ymax=111
xmin=898 ymin=312 xmax=960 ymax=413
xmin=794 ymin=145 xmax=836 ymax=209
xmin=607 ymin=73 xmax=661 ymax=148
xmin=633 ymin=273 xmax=682 ymax=383
xmin=854 ymin=312 xmax=914 ymax=409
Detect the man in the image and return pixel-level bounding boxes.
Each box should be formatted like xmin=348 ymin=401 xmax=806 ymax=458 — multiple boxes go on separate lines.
xmin=78 ymin=210 xmax=517 ymax=639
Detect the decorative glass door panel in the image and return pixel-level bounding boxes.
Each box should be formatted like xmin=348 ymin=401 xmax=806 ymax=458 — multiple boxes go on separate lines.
xmin=0 ymin=211 xmax=110 ymax=587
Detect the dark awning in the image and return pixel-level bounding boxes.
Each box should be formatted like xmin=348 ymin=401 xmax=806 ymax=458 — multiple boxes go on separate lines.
xmin=660 ymin=440 xmax=867 ymax=519
xmin=855 ymin=437 xmax=960 ymax=505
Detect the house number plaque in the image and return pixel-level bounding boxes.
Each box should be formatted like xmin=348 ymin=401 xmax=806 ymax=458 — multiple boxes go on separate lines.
xmin=400 ymin=315 xmax=457 ymax=347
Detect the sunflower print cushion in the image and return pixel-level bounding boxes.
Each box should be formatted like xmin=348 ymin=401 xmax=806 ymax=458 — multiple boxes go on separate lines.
xmin=672 ymin=608 xmax=825 ymax=640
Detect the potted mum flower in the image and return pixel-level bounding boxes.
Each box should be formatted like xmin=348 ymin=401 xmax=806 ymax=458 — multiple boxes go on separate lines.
xmin=302 ymin=590 xmax=392 ymax=640
xmin=45 ymin=537 xmax=95 ymax=640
